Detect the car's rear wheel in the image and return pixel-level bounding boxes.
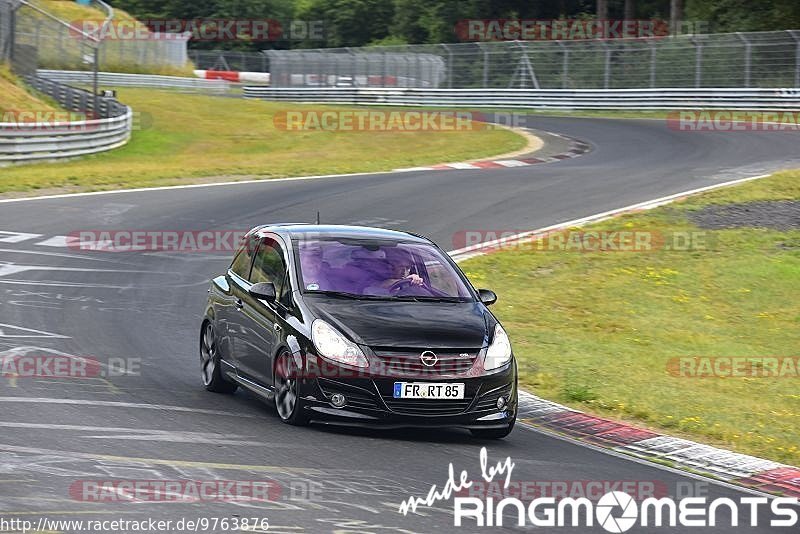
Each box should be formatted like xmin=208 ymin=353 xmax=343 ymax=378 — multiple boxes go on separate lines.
xmin=275 ymin=351 xmax=309 ymax=426
xmin=201 ymin=321 xmax=237 ymax=394
xmin=470 ymin=418 xmax=515 ymax=439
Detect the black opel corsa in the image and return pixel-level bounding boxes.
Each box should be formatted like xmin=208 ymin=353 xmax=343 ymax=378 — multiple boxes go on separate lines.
xmin=200 ymin=225 xmax=517 ymax=438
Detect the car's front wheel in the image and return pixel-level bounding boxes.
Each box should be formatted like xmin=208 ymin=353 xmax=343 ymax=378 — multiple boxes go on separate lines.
xmin=200 ymin=321 xmax=237 ymax=394
xmin=274 ymin=351 xmax=309 ymax=426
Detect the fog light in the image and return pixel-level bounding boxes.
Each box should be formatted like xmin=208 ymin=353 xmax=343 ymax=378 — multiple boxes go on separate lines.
xmin=330 ymin=393 xmax=346 ymax=408
xmin=496 ymin=396 xmax=508 ymax=410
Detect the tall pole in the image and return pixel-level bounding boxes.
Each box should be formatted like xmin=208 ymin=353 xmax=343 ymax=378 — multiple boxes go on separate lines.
xmin=670 ymin=0 xmax=683 ymax=36
xmin=93 ymin=46 xmax=99 ymax=117
xmin=624 ymin=0 xmax=636 ymax=20
xmin=597 ymin=0 xmax=608 ymax=38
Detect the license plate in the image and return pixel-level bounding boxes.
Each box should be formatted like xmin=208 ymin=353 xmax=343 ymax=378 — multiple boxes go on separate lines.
xmin=393 ymin=382 xmax=465 ymax=400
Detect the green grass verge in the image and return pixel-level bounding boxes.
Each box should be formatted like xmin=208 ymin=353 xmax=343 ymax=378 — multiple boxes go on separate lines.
xmin=0 ymin=63 xmax=62 ymax=115
xmin=461 ymin=171 xmax=800 ymax=464
xmin=0 ymin=88 xmax=526 ymax=194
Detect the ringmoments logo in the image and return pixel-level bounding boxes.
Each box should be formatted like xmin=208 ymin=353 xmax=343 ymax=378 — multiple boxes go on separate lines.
xmin=398 ymin=448 xmax=800 ymax=530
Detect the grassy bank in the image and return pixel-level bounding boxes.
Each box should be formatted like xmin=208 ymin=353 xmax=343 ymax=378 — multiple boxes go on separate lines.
xmin=462 ymin=171 xmax=800 ymax=464
xmin=0 ymin=88 xmax=526 ymax=195
xmin=0 ymin=64 xmax=61 ymax=115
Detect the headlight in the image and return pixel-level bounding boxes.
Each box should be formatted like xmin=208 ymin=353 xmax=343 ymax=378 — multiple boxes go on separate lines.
xmin=484 ymin=324 xmax=512 ymax=371
xmin=311 ymin=319 xmax=368 ymax=368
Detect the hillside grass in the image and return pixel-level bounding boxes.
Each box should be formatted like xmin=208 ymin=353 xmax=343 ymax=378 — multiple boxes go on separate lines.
xmin=0 ymin=63 xmax=61 ymax=115
xmin=462 ymin=171 xmax=800 ymax=464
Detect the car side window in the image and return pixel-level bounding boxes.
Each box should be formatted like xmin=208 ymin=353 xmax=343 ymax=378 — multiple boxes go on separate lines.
xmin=230 ymin=236 xmax=258 ymax=280
xmin=251 ymin=238 xmax=291 ymax=307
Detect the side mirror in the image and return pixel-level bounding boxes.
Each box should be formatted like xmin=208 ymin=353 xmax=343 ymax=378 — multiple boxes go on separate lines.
xmin=249 ymin=282 xmax=276 ymax=302
xmin=478 ymin=289 xmax=497 ymax=306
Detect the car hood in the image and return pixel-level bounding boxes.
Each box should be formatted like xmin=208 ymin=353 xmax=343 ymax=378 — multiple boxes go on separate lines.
xmin=303 ymin=297 xmax=490 ymax=349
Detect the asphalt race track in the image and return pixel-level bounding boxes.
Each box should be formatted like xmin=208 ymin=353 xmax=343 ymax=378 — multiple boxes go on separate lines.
xmin=1 ymin=116 xmax=799 ymax=533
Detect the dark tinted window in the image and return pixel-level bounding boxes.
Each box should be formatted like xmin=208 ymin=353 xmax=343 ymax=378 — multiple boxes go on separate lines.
xmin=251 ymin=238 xmax=291 ymax=306
xmin=230 ymin=236 xmax=257 ymax=280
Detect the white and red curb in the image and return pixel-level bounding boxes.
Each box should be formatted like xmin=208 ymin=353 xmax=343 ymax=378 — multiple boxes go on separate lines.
xmin=517 ymin=391 xmax=800 ymax=497
xmin=194 ymin=70 xmax=271 ymax=84
xmin=395 ymin=133 xmax=591 ymax=172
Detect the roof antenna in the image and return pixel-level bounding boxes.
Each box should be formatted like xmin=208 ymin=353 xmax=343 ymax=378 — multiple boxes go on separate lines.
xmin=315 ymin=211 xmax=321 ymax=225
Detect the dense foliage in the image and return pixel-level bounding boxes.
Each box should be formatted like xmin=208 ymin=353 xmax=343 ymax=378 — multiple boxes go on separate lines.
xmin=108 ymin=0 xmax=800 ymax=49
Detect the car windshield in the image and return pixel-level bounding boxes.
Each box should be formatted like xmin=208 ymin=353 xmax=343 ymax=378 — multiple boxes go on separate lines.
xmin=295 ymin=238 xmax=474 ymax=301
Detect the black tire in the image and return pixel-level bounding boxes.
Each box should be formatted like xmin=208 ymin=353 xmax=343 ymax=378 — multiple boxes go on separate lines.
xmin=200 ymin=321 xmax=238 ymax=394
xmin=470 ymin=418 xmax=515 ymax=439
xmin=274 ymin=351 xmax=309 ymax=426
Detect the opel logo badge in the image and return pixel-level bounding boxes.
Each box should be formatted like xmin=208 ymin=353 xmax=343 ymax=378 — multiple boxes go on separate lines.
xmin=420 ymin=351 xmax=438 ymax=367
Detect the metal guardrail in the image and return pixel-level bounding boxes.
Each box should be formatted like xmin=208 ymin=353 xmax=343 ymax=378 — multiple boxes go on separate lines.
xmin=242 ymin=86 xmax=800 ymax=110
xmin=0 ymin=75 xmax=132 ymax=164
xmin=26 ymin=75 xmax=127 ymax=118
xmin=39 ymin=69 xmax=230 ymax=91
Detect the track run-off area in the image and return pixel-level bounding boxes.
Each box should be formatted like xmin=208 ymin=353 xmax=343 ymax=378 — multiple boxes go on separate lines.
xmin=0 ymin=115 xmax=799 ymax=533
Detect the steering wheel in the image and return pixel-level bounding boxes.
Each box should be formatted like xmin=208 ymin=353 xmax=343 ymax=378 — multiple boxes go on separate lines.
xmin=388 ymin=278 xmax=416 ymax=293
xmin=388 ymin=277 xmax=450 ymax=298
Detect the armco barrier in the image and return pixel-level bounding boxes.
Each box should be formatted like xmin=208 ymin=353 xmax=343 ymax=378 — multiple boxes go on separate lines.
xmin=241 ymin=87 xmax=800 ymax=110
xmin=0 ymin=111 xmax=133 ymax=163
xmin=38 ymin=70 xmax=230 ymax=92
xmin=0 ymin=75 xmax=132 ymax=164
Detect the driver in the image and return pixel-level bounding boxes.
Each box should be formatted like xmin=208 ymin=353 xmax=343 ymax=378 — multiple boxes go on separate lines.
xmin=381 ymin=249 xmax=423 ymax=288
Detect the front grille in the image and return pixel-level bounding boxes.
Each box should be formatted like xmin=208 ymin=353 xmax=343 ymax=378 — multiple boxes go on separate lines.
xmin=373 ymin=348 xmax=480 ymax=377
xmin=382 ymin=397 xmax=474 ymax=416
xmin=317 ymin=378 xmax=381 ymax=411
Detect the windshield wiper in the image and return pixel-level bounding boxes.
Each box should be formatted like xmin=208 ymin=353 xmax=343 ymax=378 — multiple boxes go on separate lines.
xmin=403 ymin=296 xmax=466 ymax=302
xmin=306 ymin=290 xmax=386 ymax=300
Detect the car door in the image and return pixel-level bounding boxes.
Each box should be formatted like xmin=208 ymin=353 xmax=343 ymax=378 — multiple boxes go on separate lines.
xmin=236 ymin=235 xmax=293 ymax=386
xmin=223 ymin=234 xmax=259 ymax=372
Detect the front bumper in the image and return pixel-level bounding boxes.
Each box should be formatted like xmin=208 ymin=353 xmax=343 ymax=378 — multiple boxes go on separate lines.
xmin=297 ymin=360 xmax=518 ymax=429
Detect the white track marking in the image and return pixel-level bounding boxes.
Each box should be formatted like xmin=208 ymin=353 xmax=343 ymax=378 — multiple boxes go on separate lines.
xmin=449 ymin=173 xmax=772 ymax=260
xmin=0 ymin=422 xmax=268 ymax=446
xmin=444 ymin=162 xmax=480 ymax=170
xmin=0 ymin=324 xmax=69 ymax=339
xmin=0 ymin=248 xmax=123 ymax=263
xmin=0 ymin=397 xmax=264 ymax=418
xmin=0 ymin=231 xmax=42 ymax=243
xmin=0 ymin=171 xmax=384 ymax=204
xmin=0 ymin=264 xmax=169 ymax=278
xmin=494 ymin=160 xmax=530 ymax=167
xmin=34 ymin=236 xmax=78 ymax=248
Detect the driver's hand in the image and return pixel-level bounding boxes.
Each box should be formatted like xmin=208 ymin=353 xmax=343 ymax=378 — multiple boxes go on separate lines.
xmin=406 ymin=274 xmax=424 ymax=286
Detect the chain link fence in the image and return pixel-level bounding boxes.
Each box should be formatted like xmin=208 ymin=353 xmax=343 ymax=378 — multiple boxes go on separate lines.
xmin=190 ymin=49 xmax=268 ymax=72
xmin=264 ymin=31 xmax=800 ymax=89
xmin=3 ymin=0 xmax=188 ymax=73
xmin=267 ymin=48 xmax=446 ymax=88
